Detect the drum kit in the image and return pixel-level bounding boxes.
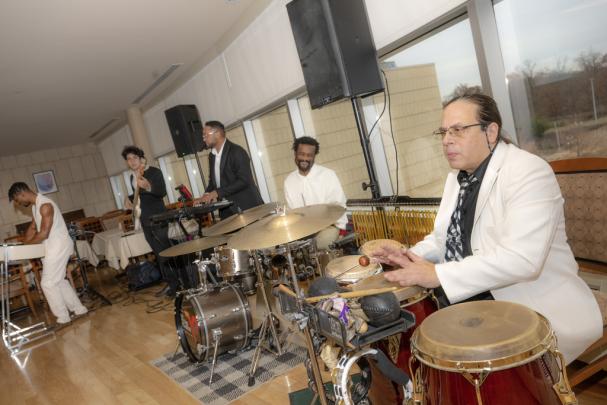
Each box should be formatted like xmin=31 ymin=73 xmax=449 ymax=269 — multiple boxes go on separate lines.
xmin=160 ymin=202 xmax=347 ymax=385
xmin=160 ymin=203 xmax=579 ymax=405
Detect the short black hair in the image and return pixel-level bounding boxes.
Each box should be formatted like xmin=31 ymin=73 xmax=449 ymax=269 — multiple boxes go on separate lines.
xmin=293 ymin=136 xmax=319 ymax=155
xmin=121 ymin=145 xmax=145 ymax=160
xmin=8 ymin=182 xmax=31 ymax=201
xmin=204 ymin=121 xmax=225 ymax=134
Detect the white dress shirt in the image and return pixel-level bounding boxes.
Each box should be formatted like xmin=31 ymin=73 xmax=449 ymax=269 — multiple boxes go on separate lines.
xmin=284 ymin=164 xmax=348 ymax=229
xmin=211 ymin=142 xmax=225 ymax=189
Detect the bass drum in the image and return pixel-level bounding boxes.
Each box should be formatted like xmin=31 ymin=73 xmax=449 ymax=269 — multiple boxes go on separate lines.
xmin=175 ymin=284 xmax=252 ymax=363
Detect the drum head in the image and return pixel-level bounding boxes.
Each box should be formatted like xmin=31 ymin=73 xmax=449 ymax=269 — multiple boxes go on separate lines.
xmin=325 ymin=255 xmax=382 ymax=284
xmin=360 ymin=239 xmax=406 ymax=257
xmin=412 ymin=301 xmax=552 ymax=370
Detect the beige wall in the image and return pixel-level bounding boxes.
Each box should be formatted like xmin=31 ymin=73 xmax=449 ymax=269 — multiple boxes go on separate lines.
xmin=375 ymin=64 xmax=450 ymax=197
xmin=298 ymin=96 xmax=371 ymax=199
xmin=0 ymin=143 xmax=115 ymax=240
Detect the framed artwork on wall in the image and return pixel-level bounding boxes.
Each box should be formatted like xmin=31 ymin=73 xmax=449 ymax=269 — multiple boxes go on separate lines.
xmin=32 ymin=170 xmax=58 ymax=194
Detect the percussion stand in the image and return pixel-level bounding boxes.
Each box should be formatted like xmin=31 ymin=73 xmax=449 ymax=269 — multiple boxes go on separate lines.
xmin=1 ymin=244 xmax=54 ymax=356
xmin=287 ymin=241 xmax=329 ymax=405
xmin=247 ymin=250 xmax=284 ymax=386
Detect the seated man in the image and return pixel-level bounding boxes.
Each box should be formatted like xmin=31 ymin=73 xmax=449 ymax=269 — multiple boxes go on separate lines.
xmin=370 ymin=92 xmax=602 ymax=364
xmin=284 ymin=136 xmax=348 ymax=249
xmin=9 ymin=182 xmax=88 ymax=328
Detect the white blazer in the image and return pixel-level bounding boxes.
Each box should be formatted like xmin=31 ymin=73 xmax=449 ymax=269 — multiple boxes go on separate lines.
xmin=410 ymin=142 xmax=602 ymax=364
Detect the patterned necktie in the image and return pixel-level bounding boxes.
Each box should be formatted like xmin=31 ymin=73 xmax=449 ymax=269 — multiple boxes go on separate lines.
xmin=444 ymin=173 xmax=479 ymax=262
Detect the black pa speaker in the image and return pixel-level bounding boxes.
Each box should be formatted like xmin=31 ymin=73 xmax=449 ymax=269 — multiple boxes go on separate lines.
xmin=164 ymin=105 xmax=205 ymax=157
xmin=287 ymin=0 xmax=384 ymax=109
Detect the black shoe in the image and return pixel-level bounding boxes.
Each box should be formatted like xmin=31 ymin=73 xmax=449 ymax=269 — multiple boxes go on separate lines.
xmin=154 ymin=285 xmax=170 ymax=297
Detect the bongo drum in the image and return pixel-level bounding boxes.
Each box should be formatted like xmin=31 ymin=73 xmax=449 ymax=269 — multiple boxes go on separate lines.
xmin=410 ymin=301 xmax=577 ymax=405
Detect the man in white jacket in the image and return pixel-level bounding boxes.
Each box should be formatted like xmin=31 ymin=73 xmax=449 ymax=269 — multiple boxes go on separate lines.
xmin=284 ymin=136 xmax=348 ymax=249
xmin=370 ymin=92 xmax=601 ymax=364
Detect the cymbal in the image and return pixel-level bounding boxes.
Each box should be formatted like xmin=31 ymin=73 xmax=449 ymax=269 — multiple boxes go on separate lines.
xmin=159 ymin=235 xmax=229 ymax=257
xmin=227 ymin=204 xmax=345 ymax=250
xmin=360 ymin=239 xmax=406 ymax=257
xmin=202 ymin=203 xmax=278 ymax=236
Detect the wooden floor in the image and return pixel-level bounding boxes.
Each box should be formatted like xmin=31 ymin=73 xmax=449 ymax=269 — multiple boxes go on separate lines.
xmin=2 ymin=266 xmax=607 ymax=405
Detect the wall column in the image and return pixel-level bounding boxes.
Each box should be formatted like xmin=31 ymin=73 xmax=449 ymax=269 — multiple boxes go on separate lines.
xmin=126 ymin=104 xmax=155 ymax=163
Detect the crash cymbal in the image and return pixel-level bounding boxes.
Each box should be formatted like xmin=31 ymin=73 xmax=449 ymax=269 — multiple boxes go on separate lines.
xmin=202 ymin=202 xmax=278 ymax=236
xmin=159 ymin=235 xmax=229 ymax=257
xmin=227 ymin=204 xmax=345 ymax=250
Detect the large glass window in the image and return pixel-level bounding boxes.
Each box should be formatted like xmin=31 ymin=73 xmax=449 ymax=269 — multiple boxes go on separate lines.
xmin=494 ymin=0 xmax=607 ymax=160
xmin=109 ymin=174 xmax=127 ymax=209
xmin=158 ymin=152 xmax=191 ymax=203
xmin=372 ymin=18 xmax=483 ymax=197
xmin=297 ymin=96 xmax=370 ymax=199
xmin=251 ymin=106 xmax=295 ymax=203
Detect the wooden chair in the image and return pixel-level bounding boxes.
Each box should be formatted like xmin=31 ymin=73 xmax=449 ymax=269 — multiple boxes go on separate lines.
xmin=7 ymin=263 xmax=38 ymax=317
xmin=100 ymin=209 xmax=126 ymax=230
xmin=74 ymin=216 xmax=104 ymax=243
xmin=550 ymin=157 xmax=607 ymax=386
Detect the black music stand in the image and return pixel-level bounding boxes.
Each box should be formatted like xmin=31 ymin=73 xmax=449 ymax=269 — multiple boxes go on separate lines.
xmin=68 ymin=226 xmax=112 ymax=307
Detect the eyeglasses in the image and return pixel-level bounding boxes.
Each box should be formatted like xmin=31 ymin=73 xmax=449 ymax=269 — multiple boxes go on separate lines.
xmin=433 ymin=123 xmax=485 ymax=138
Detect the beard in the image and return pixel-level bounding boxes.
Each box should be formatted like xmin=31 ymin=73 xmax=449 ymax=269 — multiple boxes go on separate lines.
xmin=297 ymin=160 xmax=312 ymax=172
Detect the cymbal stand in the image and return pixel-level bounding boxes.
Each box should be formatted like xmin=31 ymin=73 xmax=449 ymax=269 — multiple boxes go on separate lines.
xmin=247 ymin=250 xmax=284 ymax=386
xmin=1 ymin=244 xmax=54 ymax=356
xmin=286 ymin=241 xmax=329 ymax=405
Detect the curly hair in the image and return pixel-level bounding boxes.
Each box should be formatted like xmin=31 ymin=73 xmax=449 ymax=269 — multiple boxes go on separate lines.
xmin=121 ymin=145 xmax=145 ymax=160
xmin=292 ymin=136 xmax=319 ymax=155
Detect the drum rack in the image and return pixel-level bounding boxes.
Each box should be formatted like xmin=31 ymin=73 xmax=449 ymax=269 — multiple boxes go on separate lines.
xmin=1 ymin=244 xmax=54 ymax=356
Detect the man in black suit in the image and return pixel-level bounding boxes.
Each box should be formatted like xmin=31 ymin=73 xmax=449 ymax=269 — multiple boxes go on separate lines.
xmin=122 ymin=146 xmax=177 ymax=297
xmin=200 ymin=121 xmax=264 ymax=219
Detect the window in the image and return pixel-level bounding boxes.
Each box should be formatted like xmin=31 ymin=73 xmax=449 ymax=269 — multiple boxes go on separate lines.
xmin=372 ymin=18 xmax=483 ymax=197
xmin=297 ymin=96 xmax=370 ymax=199
xmin=251 ymin=106 xmax=295 ymax=203
xmin=109 ymin=174 xmax=127 ymax=209
xmin=158 ymin=152 xmax=192 ymax=203
xmin=494 ymin=0 xmax=607 ymax=160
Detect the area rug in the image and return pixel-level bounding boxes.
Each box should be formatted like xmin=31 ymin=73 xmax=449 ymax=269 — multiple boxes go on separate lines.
xmin=151 ymin=344 xmax=307 ymax=405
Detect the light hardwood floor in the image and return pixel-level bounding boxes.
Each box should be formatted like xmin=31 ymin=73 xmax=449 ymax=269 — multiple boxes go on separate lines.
xmin=1 ymin=267 xmax=606 ymax=405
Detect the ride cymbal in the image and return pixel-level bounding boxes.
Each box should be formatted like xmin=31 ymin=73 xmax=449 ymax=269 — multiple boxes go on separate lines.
xmin=202 ymin=203 xmax=278 ymax=236
xmin=159 ymin=235 xmax=229 ymax=257
xmin=227 ymin=204 xmax=345 ymax=250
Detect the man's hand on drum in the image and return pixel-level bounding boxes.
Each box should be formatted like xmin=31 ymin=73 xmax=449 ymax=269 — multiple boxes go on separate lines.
xmin=371 ymin=248 xmax=441 ymax=289
xmin=369 ymin=244 xmax=411 ymax=268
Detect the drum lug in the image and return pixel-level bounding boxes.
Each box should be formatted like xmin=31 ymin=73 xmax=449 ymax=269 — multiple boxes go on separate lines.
xmin=231 ymin=307 xmax=242 ymax=313
xmin=208 ymin=313 xmax=217 ymax=319
xmin=551 ymin=349 xmax=578 ymax=405
xmin=233 ymin=334 xmax=244 ymax=341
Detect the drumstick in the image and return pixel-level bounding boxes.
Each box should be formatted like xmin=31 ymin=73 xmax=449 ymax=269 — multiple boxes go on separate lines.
xmin=278 ymin=284 xmax=398 ymax=304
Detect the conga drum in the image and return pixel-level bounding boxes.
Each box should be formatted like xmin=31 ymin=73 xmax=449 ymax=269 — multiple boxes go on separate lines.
xmin=352 ymin=273 xmax=438 ymax=404
xmin=410 ymin=301 xmax=577 ymax=405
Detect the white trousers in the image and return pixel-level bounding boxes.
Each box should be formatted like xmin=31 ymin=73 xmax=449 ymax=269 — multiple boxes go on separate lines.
xmin=41 ymin=251 xmax=87 ymax=323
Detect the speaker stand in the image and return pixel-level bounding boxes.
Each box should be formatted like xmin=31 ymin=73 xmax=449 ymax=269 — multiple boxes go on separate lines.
xmin=351 ymin=97 xmax=381 ymax=199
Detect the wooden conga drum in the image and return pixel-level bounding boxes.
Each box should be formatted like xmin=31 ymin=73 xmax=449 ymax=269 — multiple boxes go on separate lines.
xmin=410 ymin=301 xmax=577 ymax=405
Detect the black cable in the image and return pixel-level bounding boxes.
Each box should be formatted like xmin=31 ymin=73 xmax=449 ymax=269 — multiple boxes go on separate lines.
xmin=366 ymin=86 xmax=387 ymax=141
xmin=382 ymin=69 xmax=399 ymax=196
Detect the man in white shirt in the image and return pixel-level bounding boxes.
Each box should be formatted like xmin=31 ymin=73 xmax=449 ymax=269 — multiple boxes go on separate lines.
xmin=284 ymin=136 xmax=348 ymax=249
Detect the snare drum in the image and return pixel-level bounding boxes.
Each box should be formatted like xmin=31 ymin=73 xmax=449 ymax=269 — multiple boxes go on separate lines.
xmin=410 ymin=301 xmax=576 ymax=405
xmin=214 ymin=246 xmax=254 ymax=278
xmin=175 ymin=284 xmax=252 ymax=363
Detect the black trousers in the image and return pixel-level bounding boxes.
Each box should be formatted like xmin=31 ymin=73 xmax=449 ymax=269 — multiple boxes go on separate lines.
xmin=142 ymin=222 xmax=178 ymax=291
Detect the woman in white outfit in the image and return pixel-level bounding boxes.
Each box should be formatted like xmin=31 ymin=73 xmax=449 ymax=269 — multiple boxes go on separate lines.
xmin=9 ymin=182 xmax=88 ymax=326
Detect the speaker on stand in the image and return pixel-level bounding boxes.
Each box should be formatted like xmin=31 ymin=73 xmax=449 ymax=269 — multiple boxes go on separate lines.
xmin=164 ymin=104 xmax=208 ymax=191
xmin=287 ymin=0 xmax=384 ymax=199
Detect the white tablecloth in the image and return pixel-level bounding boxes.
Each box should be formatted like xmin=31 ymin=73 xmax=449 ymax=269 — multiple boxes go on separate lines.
xmin=91 ymin=229 xmax=152 ymax=269
xmin=75 ymin=239 xmax=99 ymax=267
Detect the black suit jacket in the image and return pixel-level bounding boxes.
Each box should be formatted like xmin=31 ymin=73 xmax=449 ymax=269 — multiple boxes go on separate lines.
xmin=206 ymin=139 xmax=264 ymax=219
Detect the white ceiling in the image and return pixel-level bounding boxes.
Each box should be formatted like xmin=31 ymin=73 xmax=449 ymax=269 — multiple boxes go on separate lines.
xmin=0 ymin=0 xmax=268 ymax=157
